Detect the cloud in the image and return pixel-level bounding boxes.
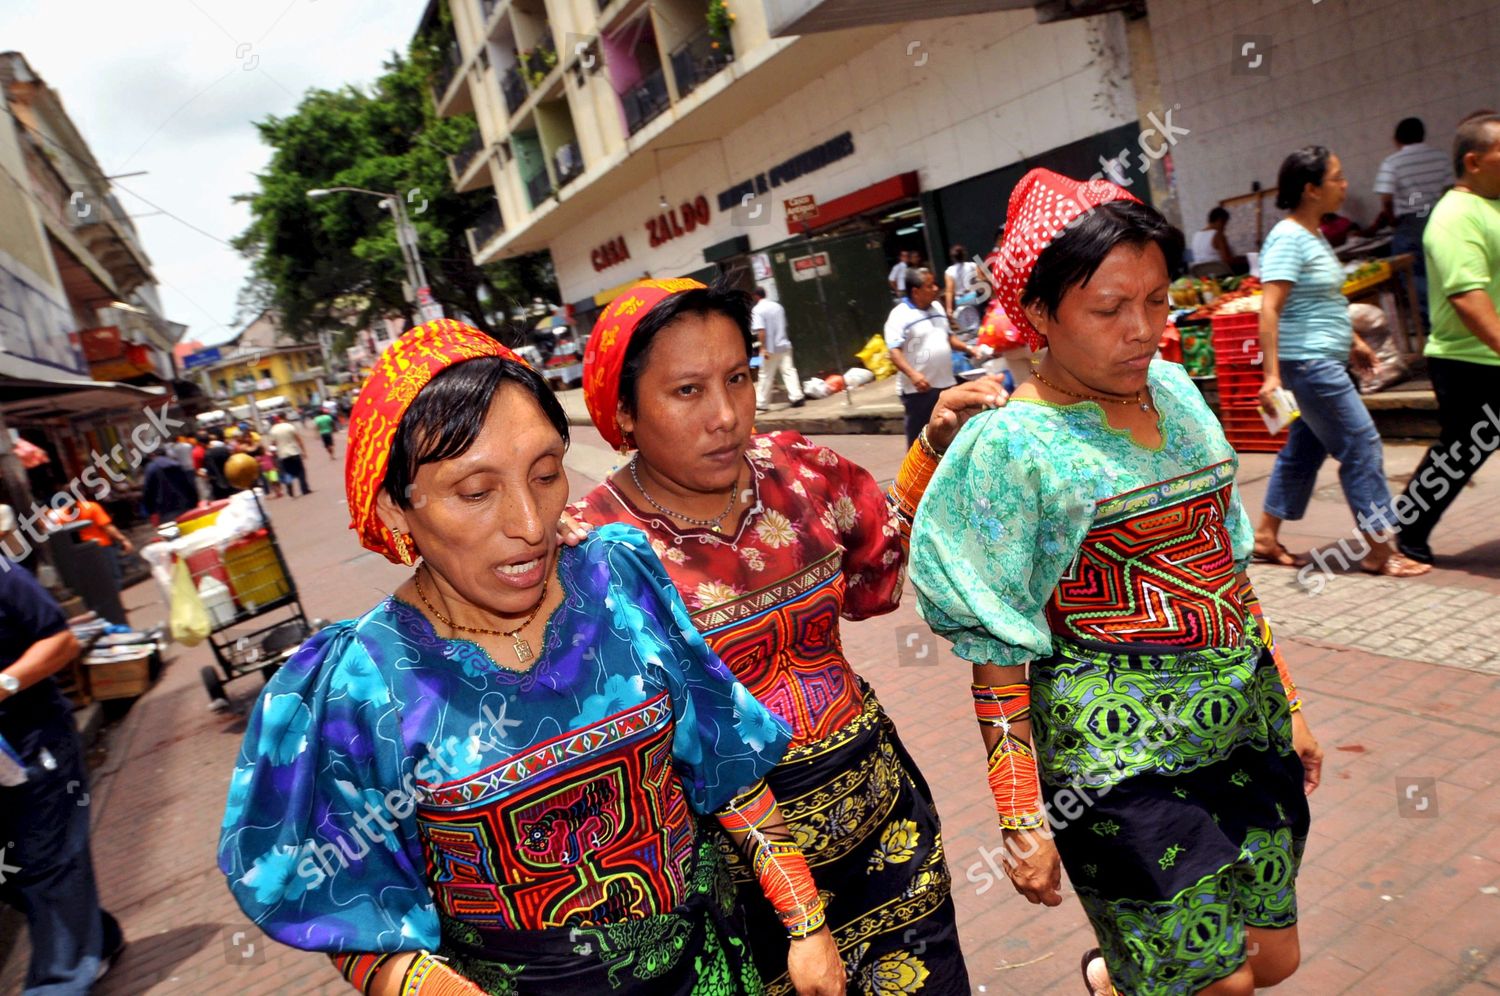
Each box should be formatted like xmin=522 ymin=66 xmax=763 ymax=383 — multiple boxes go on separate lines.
xmin=0 ymin=0 xmax=422 ymax=347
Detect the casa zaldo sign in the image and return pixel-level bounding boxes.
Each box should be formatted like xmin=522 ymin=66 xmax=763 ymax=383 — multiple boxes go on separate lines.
xmin=646 ymin=196 xmax=711 ymax=248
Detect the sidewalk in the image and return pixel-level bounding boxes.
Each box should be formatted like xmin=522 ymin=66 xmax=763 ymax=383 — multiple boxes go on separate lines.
xmin=3 ymin=431 xmax=1494 ymax=994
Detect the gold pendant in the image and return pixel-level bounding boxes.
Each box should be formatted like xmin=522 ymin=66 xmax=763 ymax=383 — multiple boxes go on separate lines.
xmin=512 ymin=636 xmax=534 ymax=665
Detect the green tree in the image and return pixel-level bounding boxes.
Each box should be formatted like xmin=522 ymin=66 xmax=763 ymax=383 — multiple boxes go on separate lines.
xmin=234 ymin=47 xmax=556 ymax=345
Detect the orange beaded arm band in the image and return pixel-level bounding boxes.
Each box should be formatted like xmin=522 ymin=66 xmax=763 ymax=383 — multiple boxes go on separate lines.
xmin=1239 ymin=579 xmax=1302 ymax=711
xmin=719 ymin=782 xmax=825 ymax=937
xmin=330 ymin=953 xmax=397 ymax=994
xmin=400 ymin=953 xmax=485 ymax=995
xmin=973 ymin=683 xmax=1045 ymax=830
xmin=887 ymin=432 xmax=942 ymax=551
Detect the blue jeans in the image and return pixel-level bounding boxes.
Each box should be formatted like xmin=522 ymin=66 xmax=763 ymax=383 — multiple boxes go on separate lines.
xmin=0 ymin=699 xmax=119 ymax=994
xmin=1263 ymin=359 xmax=1395 ymax=533
xmin=1393 ymin=214 xmax=1428 ymax=330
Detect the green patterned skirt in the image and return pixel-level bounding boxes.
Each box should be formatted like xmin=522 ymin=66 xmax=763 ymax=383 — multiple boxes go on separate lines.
xmin=437 ymin=835 xmax=761 ymax=995
xmin=1030 ymin=637 xmax=1309 ymax=996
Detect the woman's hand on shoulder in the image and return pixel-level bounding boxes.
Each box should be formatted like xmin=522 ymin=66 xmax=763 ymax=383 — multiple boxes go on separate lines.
xmin=926 ymin=376 xmax=1009 ymax=452
xmin=557 ymin=512 xmax=593 ymax=547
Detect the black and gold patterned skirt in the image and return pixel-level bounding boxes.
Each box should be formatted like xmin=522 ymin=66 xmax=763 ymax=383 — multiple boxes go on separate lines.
xmin=715 ymin=681 xmax=968 ymax=995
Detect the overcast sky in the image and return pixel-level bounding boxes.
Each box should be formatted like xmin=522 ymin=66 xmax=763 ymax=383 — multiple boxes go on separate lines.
xmin=2 ymin=0 xmax=424 ymax=347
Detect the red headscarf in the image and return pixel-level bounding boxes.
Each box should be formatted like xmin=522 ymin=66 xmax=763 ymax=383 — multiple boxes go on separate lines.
xmin=582 ymin=277 xmax=707 ymax=450
xmin=345 ymin=317 xmax=522 ymax=563
xmin=990 ymin=168 xmax=1141 ymax=350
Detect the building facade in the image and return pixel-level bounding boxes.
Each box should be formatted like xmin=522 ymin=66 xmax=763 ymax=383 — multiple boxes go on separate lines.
xmin=192 ymin=312 xmax=330 ymax=416
xmin=422 ymin=0 xmax=1161 ymax=371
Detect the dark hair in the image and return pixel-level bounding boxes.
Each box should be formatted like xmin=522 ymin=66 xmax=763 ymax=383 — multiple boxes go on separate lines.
xmin=948 ymin=244 xmax=966 ymax=263
xmin=1208 ymin=206 xmax=1230 ymax=224
xmin=1020 ymin=200 xmax=1179 ymax=323
xmin=1274 ymin=146 xmax=1333 ymax=210
xmin=753 ymin=286 xmax=767 ymax=299
xmin=1453 ymin=114 xmax=1500 ymax=177
xmin=1395 ymin=117 xmax=1425 ymax=144
xmin=618 ymin=283 xmax=755 ymax=416
xmin=383 ymin=356 xmax=568 ymax=510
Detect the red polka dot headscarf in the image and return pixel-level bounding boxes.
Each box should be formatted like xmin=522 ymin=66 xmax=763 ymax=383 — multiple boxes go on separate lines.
xmin=989 ymin=168 xmax=1141 ymax=350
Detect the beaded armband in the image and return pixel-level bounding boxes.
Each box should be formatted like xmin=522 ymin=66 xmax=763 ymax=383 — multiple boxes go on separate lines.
xmin=973 ymin=683 xmax=1045 ymax=830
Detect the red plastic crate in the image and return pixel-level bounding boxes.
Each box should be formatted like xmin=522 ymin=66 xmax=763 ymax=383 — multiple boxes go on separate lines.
xmin=1216 ymin=409 xmax=1288 ymax=453
xmin=1210 ymin=312 xmax=1266 ymax=370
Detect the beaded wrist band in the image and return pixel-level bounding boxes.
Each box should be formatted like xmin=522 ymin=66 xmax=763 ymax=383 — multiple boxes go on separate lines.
xmin=973 ymin=683 xmax=1045 ymax=830
xmin=722 ymin=784 xmax=825 ymax=938
xmin=400 ymin=953 xmax=485 ymax=996
xmin=331 ymin=953 xmax=395 ymax=995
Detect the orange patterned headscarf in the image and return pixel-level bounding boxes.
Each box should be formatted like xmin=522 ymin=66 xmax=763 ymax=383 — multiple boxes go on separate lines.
xmin=345 ymin=318 xmax=522 ymax=563
xmin=582 ymin=278 xmax=707 ymax=450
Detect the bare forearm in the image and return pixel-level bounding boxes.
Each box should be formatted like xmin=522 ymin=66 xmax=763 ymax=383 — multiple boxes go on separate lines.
xmin=2 ymin=630 xmax=80 ymax=692
xmin=888 ymin=346 xmax=919 ymax=382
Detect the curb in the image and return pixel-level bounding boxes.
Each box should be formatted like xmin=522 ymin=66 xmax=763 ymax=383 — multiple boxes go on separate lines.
xmin=564 ymin=410 xmax=904 ymax=436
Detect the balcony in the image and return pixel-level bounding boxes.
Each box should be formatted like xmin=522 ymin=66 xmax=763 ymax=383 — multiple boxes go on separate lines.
xmin=554 ymin=142 xmax=584 ymax=189
xmin=621 ymin=66 xmax=670 ymax=135
xmin=502 ymin=66 xmax=529 ymax=115
xmin=431 ymin=44 xmax=463 ymax=104
xmin=467 ymin=201 xmax=505 ymax=257
xmin=669 ymin=26 xmax=734 ymax=99
xmin=449 ymin=130 xmax=484 ymax=178
xmin=518 ymin=33 xmax=558 ymax=89
xmin=525 ymin=170 xmax=555 ymax=208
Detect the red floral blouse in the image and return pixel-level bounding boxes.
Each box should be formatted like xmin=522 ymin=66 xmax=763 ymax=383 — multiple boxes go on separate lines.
xmin=571 ymin=431 xmax=904 ymax=748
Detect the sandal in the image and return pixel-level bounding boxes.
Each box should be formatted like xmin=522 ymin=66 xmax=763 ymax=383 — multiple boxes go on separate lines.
xmin=1080 ymin=947 xmax=1113 ymax=995
xmin=1361 ymin=553 xmax=1432 ymax=578
xmin=1252 ymin=543 xmax=1309 ymax=568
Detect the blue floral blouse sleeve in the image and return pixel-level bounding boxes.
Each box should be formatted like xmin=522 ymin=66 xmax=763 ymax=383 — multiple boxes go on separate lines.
xmin=909 ymin=408 xmax=1094 ymax=667
xmin=217 ymin=622 xmax=438 ymax=953
xmin=593 ymin=523 xmax=792 ymax=812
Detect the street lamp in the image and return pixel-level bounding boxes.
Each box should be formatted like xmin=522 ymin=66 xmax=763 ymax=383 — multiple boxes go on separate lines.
xmin=307 ymin=186 xmax=440 ymax=319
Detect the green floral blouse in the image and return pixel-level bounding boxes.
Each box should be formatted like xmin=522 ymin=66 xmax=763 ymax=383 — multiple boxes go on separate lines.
xmin=910 ymin=360 xmax=1255 ymax=667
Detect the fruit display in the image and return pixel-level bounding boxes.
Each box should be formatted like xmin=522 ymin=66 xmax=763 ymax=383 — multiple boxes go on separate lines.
xmin=1341 ymin=259 xmax=1390 ymax=296
xmin=1182 ymin=276 xmax=1261 ymax=322
xmin=1170 ymin=276 xmax=1220 ymax=307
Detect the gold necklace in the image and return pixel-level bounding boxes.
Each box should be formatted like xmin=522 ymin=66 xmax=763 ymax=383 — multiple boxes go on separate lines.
xmin=1033 ymin=368 xmax=1154 ymax=412
xmin=413 ymin=565 xmax=548 ymax=665
xmin=629 ymin=454 xmax=739 ymax=533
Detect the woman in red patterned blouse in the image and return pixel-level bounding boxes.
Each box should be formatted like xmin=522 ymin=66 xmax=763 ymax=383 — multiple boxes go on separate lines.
xmin=570 ymin=278 xmax=1004 ymax=995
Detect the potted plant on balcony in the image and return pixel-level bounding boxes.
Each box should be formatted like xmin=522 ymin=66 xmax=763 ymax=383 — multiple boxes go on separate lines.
xmin=518 ymin=46 xmax=558 ymax=88
xmin=706 ymin=0 xmax=735 ymax=45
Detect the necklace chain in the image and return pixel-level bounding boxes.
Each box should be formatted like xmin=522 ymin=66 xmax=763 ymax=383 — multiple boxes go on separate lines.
xmin=1033 ymin=368 xmax=1154 ymax=411
xmin=629 ymin=454 xmax=738 ymax=533
xmin=413 ymin=565 xmax=547 ymax=665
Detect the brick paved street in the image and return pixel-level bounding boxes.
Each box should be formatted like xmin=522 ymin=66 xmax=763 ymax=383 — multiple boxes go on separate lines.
xmin=4 ymin=427 xmax=1497 ymax=995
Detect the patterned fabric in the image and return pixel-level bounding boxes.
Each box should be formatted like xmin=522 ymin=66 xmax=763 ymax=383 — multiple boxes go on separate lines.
xmin=573 ymin=433 xmax=968 ymax=994
xmin=572 ymin=432 xmax=902 ymax=748
xmin=989 ymin=168 xmax=1141 ymax=349
xmin=218 ymin=525 xmax=789 ymax=979
xmin=344 ymin=318 xmax=521 ymax=563
xmin=1045 ymin=461 xmax=1246 ymax=649
xmin=910 ymin=360 xmax=1257 ymax=668
xmin=581 ymin=278 xmax=708 ymax=450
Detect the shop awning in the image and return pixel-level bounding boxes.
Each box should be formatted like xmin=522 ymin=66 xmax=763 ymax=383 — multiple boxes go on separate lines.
xmin=592 ymin=276 xmax=648 ymax=308
xmin=0 ymin=351 xmax=167 ymax=419
xmin=785 ymin=171 xmax=921 ymax=235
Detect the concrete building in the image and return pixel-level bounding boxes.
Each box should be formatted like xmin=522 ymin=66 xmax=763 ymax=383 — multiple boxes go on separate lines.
xmin=192 ymin=311 xmax=329 ymax=417
xmin=419 ymin=0 xmax=1157 ymax=371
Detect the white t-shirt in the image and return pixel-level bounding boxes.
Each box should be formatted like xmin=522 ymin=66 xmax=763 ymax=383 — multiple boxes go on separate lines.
xmin=269 ymin=421 xmax=303 ymax=458
xmin=888 ymin=260 xmax=908 ymax=288
xmin=1190 ymin=228 xmax=1222 ymax=264
xmin=944 ymin=261 xmax=979 ymax=297
xmin=884 ymin=300 xmax=956 ymax=395
xmin=1374 ymin=143 xmax=1452 ymax=219
xmin=750 ymin=298 xmax=791 ymax=353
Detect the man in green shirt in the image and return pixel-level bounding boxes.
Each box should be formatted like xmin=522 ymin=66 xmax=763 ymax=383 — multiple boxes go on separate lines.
xmin=313 ymin=410 xmax=337 ymax=459
xmin=1397 ymin=114 xmax=1500 ymax=564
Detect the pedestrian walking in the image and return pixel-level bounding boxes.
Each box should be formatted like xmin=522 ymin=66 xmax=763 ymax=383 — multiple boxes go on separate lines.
xmin=1253 ymin=146 xmax=1429 ymax=577
xmin=888 ymin=248 xmax=911 ymax=295
xmin=267 ymin=414 xmax=312 ymax=496
xmin=1396 ymin=113 xmax=1500 ymax=564
xmin=575 ymin=278 xmax=1007 ymax=995
xmin=219 ymin=318 xmax=843 ymax=996
xmin=751 ymin=287 xmax=805 ymax=411
xmin=0 ymin=561 xmax=125 ymax=993
xmin=1372 ymin=117 xmax=1452 ymax=324
xmin=910 ymin=168 xmax=1323 ymax=996
xmin=313 ymin=409 xmax=337 ymax=459
xmin=202 ymin=432 xmax=235 ymax=500
xmin=141 ymin=450 xmax=199 ymax=524
xmin=885 ymin=267 xmax=981 ymax=446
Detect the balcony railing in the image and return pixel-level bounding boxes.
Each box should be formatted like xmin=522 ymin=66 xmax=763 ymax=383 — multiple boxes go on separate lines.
xmin=449 ymin=130 xmax=485 ymax=177
xmin=622 ymin=65 xmax=670 ymax=135
xmin=432 ymin=45 xmax=462 ymax=102
xmin=554 ymin=142 xmax=584 ymax=188
xmin=468 ymin=202 xmax=505 ymax=255
xmin=669 ymin=26 xmax=734 ymax=100
xmin=525 ymin=170 xmax=554 ymax=208
xmin=502 ymin=66 xmax=528 ymax=114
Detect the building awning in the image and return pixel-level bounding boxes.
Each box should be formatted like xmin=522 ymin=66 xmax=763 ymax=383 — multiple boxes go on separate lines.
xmin=0 ymin=351 xmax=167 ymax=420
xmin=785 ymin=171 xmax=921 ymax=235
xmin=592 ymin=276 xmax=648 ymax=308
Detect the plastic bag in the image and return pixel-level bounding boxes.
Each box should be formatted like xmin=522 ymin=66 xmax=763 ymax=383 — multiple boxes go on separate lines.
xmin=802 ymin=378 xmax=832 ymax=399
xmin=169 ymin=557 xmax=211 ymax=646
xmin=1348 ymin=302 xmax=1409 ymax=394
xmin=855 ymin=335 xmax=896 ymax=379
xmin=843 ymin=367 xmax=875 ymax=388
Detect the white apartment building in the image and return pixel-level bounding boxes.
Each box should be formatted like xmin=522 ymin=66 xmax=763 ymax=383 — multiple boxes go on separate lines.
xmin=419 ymin=0 xmax=1156 ymax=371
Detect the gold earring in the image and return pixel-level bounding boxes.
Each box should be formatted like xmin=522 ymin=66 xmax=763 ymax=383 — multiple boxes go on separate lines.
xmin=395 ymin=532 xmax=415 ymax=567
